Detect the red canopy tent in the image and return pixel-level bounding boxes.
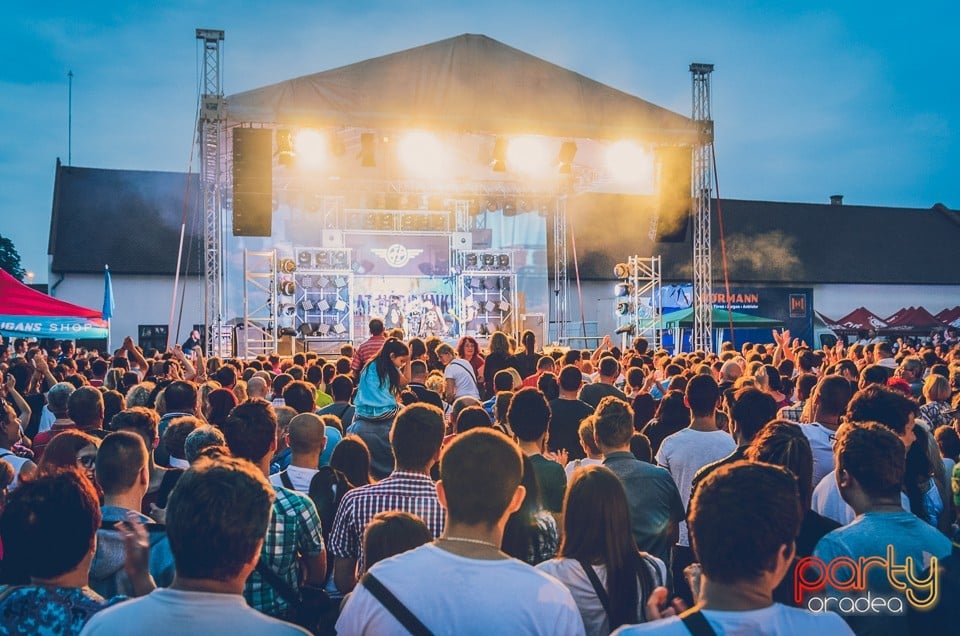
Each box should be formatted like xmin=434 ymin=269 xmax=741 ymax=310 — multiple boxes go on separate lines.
xmin=935 ymin=307 xmax=960 ymax=327
xmin=833 ymin=307 xmax=889 ymax=334
xmin=883 ymin=306 xmax=945 ymax=333
xmin=0 ymin=269 xmax=107 ymax=339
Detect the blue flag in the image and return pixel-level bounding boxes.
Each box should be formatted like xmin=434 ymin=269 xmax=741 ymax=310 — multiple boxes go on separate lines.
xmin=102 ymin=265 xmax=115 ymax=321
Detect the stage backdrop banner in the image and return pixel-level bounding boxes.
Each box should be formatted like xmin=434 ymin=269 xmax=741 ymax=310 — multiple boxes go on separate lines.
xmin=345 ymin=233 xmax=450 ymax=277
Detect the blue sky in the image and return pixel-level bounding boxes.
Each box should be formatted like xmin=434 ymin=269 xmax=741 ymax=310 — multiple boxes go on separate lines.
xmin=2 ymin=1 xmax=956 ymax=283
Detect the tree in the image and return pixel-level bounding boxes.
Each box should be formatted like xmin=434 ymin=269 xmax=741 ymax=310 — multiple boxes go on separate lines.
xmin=0 ymin=233 xmax=25 ymax=281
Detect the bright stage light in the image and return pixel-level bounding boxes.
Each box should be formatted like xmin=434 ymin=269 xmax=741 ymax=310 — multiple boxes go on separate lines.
xmin=606 ymin=141 xmax=653 ymax=183
xmin=295 ymin=129 xmax=328 ymax=169
xmin=506 ymin=136 xmax=551 ymax=176
xmin=398 ymin=131 xmax=450 ymax=177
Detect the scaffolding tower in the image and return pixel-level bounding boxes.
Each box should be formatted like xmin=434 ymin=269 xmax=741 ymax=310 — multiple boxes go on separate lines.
xmin=690 ymin=63 xmax=715 ymax=353
xmin=197 ymin=29 xmax=227 ymax=358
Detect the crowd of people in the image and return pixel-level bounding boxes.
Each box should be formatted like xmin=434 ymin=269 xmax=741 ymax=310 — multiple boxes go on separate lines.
xmin=0 ymin=319 xmax=958 ymax=634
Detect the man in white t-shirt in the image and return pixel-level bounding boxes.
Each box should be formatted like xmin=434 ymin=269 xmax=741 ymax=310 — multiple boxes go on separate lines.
xmin=800 ymin=375 xmax=852 ymax=487
xmin=81 ymin=456 xmax=307 ymax=635
xmin=655 ymin=376 xmax=735 ymax=602
xmin=336 ymin=429 xmax=585 ymax=635
xmin=270 ymin=413 xmax=324 ymax=493
xmin=437 ymin=344 xmax=480 ymax=403
xmin=613 ymin=462 xmax=852 ymax=636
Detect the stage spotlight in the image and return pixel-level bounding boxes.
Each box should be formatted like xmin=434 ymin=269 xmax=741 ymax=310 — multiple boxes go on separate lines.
xmin=481 ymin=253 xmax=496 ymax=268
xmin=316 ymin=252 xmax=331 ymax=268
xmin=298 ymin=251 xmax=313 ymax=268
xmin=278 ymin=281 xmax=295 ymax=296
xmin=299 ymin=275 xmax=314 ymax=290
xmin=316 ymin=276 xmax=331 ymax=289
xmin=465 ymin=253 xmax=478 ymax=268
xmin=558 ymin=141 xmax=577 ymax=174
xmin=334 ymin=299 xmax=347 ymax=312
xmin=615 ymin=323 xmax=636 ymax=335
xmin=497 ymin=254 xmax=511 ymax=269
xmin=276 ymin=129 xmax=295 ymax=167
xmin=507 ymin=136 xmax=551 ymax=176
xmin=616 ymin=301 xmax=633 ymax=316
xmin=332 ymin=323 xmax=347 ymax=335
xmin=359 ymin=132 xmax=376 ymax=167
xmin=614 ymin=282 xmax=633 ymax=297
xmin=502 ymin=200 xmax=516 ymax=217
xmin=484 ymin=197 xmax=501 ymax=212
xmin=483 ymin=277 xmax=498 ymax=290
xmin=317 ymin=323 xmax=332 ymax=336
xmin=280 ymin=303 xmax=297 ymax=317
xmin=491 ymin=137 xmax=507 ymax=172
xmin=498 ymin=301 xmax=511 ymax=312
xmin=332 ymin=252 xmax=348 ymax=270
xmin=279 ymin=258 xmax=296 ymax=273
xmin=484 ymin=301 xmax=497 ymax=313
xmin=613 ymin=263 xmax=631 ymax=279
xmin=334 ymin=276 xmax=347 ymax=288
xmin=298 ymin=322 xmax=316 ymax=337
xmin=300 ymin=299 xmax=315 ymax=312
xmin=606 ymin=141 xmax=653 ymax=183
xmin=295 ymin=129 xmax=328 ymax=169
xmin=399 ymin=131 xmax=449 ymax=177
xmin=316 ymin=299 xmax=331 ymax=312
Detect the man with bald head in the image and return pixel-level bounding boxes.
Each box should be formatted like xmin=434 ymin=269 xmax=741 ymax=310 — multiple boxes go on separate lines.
xmin=247 ymin=376 xmax=269 ymax=401
xmin=718 ymin=359 xmax=743 ymax=394
xmin=270 ymin=413 xmax=326 ymax=493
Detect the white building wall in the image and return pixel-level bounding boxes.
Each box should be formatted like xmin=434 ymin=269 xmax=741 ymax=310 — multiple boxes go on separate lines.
xmin=50 ymin=274 xmax=204 ymax=347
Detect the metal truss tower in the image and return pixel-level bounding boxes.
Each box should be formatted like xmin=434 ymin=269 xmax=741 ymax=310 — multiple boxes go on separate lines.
xmin=553 ymin=197 xmax=569 ymax=344
xmin=197 ymin=29 xmax=226 ymax=358
xmin=690 ymin=63 xmax=715 ymax=352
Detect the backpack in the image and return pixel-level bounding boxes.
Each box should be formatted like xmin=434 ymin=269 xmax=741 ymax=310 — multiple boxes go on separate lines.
xmin=279 ymin=466 xmax=354 ymax=545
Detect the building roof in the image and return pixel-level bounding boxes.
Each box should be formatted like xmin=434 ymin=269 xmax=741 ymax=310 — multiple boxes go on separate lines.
xmin=49 ymin=161 xmax=202 ymax=276
xmin=226 ymin=33 xmax=698 ymax=143
xmin=569 ymin=194 xmax=960 ymax=285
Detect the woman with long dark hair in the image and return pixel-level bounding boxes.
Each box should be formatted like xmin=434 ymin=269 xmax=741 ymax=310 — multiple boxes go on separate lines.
xmin=537 ymin=465 xmax=665 ymax=634
xmin=501 ymin=454 xmax=558 ymax=566
xmin=640 ymin=390 xmax=689 ymax=456
xmin=350 ymin=338 xmax=410 ymax=479
xmin=508 ymin=330 xmax=539 ymax=380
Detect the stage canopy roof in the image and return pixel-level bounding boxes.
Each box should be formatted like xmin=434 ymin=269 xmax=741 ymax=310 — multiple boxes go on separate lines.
xmin=226 ymin=34 xmax=699 ymax=143
xmin=662 ymin=307 xmax=784 ymax=329
xmin=0 ymin=269 xmax=107 ymax=339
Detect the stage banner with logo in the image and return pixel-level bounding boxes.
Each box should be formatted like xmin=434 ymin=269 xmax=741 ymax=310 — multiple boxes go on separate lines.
xmin=344 ymin=233 xmax=450 ymax=277
xmin=0 ymin=315 xmax=109 ymax=339
xmin=661 ymin=285 xmax=814 ymax=346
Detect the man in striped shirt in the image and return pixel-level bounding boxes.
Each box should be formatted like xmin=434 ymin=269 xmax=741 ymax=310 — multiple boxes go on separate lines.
xmin=329 ymin=403 xmax=446 ymax=592
xmin=350 ymin=318 xmax=387 ymax=380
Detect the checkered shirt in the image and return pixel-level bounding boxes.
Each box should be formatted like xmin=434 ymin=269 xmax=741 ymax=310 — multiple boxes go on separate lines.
xmin=351 ymin=335 xmax=387 ymax=373
xmin=244 ymin=486 xmax=325 ymax=619
xmin=329 ymin=471 xmax=445 ymax=572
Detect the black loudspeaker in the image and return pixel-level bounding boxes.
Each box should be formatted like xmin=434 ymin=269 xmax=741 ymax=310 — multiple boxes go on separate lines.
xmin=233 ymin=128 xmax=273 ymax=237
xmin=655 ymin=146 xmax=693 ymax=243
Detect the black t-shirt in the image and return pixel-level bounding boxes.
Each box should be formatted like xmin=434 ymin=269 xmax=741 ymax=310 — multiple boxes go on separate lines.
xmin=407 ymin=383 xmax=444 ymax=410
xmin=547 ymin=398 xmax=594 ymax=460
xmin=508 ymin=352 xmax=539 ymax=379
xmin=482 ymin=351 xmax=511 ymax=388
